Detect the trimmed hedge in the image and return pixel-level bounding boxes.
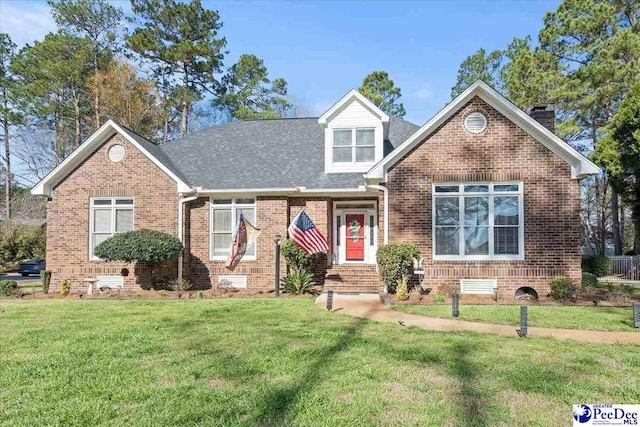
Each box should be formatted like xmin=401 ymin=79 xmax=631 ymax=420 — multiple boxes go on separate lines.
xmin=0 ymin=280 xmax=18 ymax=297
xmin=376 ymin=243 xmax=420 ymax=292
xmin=550 ymin=277 xmax=578 ymax=301
xmin=94 ymin=229 xmax=183 ymax=263
xmin=581 ymin=255 xmax=611 ymax=277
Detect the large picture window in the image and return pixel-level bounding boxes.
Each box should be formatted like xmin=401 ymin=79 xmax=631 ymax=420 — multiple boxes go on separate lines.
xmin=210 ymin=198 xmax=257 ymax=260
xmin=433 ymin=183 xmax=523 ymax=260
xmin=332 ymin=128 xmax=375 ymax=164
xmin=90 ymin=197 xmax=134 ymax=259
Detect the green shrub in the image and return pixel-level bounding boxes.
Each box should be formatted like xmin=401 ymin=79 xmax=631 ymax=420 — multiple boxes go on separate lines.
xmin=94 ymin=229 xmax=183 ymax=287
xmin=549 ymin=277 xmax=578 ymax=301
xmin=281 ymin=271 xmax=315 ymax=294
xmin=581 ymin=256 xmax=611 ymax=277
xmin=280 ymin=240 xmax=314 ymax=273
xmin=617 ymin=284 xmax=635 ymax=296
xmin=581 ymin=272 xmax=598 ymax=290
xmin=396 ymin=276 xmax=409 ymax=301
xmin=60 ymin=280 xmax=71 ymax=297
xmin=40 ymin=270 xmax=52 ymax=294
xmin=376 ymin=243 xmax=420 ymax=293
xmin=432 ymin=293 xmax=445 ymax=303
xmin=0 ymin=221 xmax=46 ymax=266
xmin=0 ymin=280 xmax=17 ymax=296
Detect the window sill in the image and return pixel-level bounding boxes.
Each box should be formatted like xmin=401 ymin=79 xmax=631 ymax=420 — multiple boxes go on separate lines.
xmin=209 ymin=257 xmax=257 ymax=262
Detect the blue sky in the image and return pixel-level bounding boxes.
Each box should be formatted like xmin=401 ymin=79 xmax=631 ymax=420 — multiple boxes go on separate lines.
xmin=0 ymin=0 xmax=561 ymax=125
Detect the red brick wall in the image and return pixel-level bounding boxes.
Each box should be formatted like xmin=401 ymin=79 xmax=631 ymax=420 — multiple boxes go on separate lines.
xmin=46 ymin=134 xmax=180 ymax=292
xmin=385 ymin=96 xmax=582 ymax=298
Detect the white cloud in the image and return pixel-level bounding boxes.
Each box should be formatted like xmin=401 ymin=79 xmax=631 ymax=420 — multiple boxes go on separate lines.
xmin=409 ymin=85 xmax=435 ymax=101
xmin=0 ymin=1 xmax=57 ymax=47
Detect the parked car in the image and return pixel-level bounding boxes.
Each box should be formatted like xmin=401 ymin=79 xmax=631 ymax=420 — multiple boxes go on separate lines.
xmin=17 ymin=258 xmax=46 ymax=276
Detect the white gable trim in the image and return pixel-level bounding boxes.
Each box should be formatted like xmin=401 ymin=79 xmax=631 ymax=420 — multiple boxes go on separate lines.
xmin=31 ymin=120 xmax=191 ymax=196
xmin=366 ymin=80 xmax=600 ymax=180
xmin=318 ymin=89 xmax=390 ymax=126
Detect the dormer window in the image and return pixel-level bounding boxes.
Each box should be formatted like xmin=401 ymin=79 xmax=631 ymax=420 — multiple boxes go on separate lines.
xmin=332 ymin=128 xmax=375 ymax=164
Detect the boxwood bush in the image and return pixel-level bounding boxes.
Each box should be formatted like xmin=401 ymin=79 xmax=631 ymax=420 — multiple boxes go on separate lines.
xmin=376 ymin=243 xmax=420 ymax=293
xmin=550 ymin=276 xmax=578 ymax=301
xmin=0 ymin=280 xmax=17 ymax=296
xmin=581 ymin=255 xmax=611 ymax=277
xmin=581 ymin=272 xmax=598 ymax=289
xmin=280 ymin=239 xmax=313 ymax=273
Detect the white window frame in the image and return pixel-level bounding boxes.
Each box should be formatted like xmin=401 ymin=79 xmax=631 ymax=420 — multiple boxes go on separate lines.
xmin=432 ymin=183 xmax=524 ymax=261
xmin=209 ymin=197 xmax=257 ymax=261
xmin=331 ymin=127 xmax=376 ymax=166
xmin=89 ymin=197 xmax=134 ymax=260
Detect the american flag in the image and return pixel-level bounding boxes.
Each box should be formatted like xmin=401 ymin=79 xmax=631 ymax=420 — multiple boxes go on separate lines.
xmin=288 ymin=210 xmax=329 ymax=255
xmin=225 ymin=213 xmax=260 ymax=271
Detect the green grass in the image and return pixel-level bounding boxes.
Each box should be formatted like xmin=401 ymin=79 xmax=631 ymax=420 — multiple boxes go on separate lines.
xmin=0 ymin=299 xmax=639 ymax=426
xmin=392 ymin=304 xmax=639 ymax=332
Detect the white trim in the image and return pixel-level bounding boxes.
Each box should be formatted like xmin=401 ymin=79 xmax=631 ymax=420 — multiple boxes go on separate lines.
xmin=432 ymin=182 xmax=524 ymax=261
xmin=209 ymin=197 xmax=257 ymax=261
xmin=332 ymin=201 xmax=378 ymax=265
xmin=89 ymin=196 xmax=135 ymax=260
xmin=31 ymin=120 xmax=191 ymax=196
xmin=318 ymin=89 xmax=390 ymax=126
xmin=366 ymin=80 xmax=600 ymax=180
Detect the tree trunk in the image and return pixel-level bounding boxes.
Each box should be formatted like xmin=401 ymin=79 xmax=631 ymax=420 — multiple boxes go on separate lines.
xmin=634 ymin=175 xmax=640 ymax=255
xmin=611 ymin=185 xmax=622 ymax=255
xmin=94 ymin=51 xmax=100 ymax=129
xmin=180 ymin=101 xmax=189 ymax=137
xmin=2 ymin=86 xmax=10 ymax=220
xmin=74 ymin=96 xmax=82 ymax=148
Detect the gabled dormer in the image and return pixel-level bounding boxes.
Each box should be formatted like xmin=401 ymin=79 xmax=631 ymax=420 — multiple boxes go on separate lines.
xmin=319 ymin=89 xmax=390 ymax=173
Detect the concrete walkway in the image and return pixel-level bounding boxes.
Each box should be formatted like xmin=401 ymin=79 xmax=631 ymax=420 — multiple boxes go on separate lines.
xmin=315 ymin=294 xmax=640 ymax=345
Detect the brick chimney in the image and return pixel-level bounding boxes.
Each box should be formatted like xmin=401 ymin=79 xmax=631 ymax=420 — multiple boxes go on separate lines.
xmin=528 ymin=105 xmax=555 ymax=133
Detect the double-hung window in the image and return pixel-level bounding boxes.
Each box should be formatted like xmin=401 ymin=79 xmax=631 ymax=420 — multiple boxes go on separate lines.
xmin=332 ymin=128 xmax=375 ymax=164
xmin=90 ymin=198 xmax=134 ymax=259
xmin=210 ymin=198 xmax=257 ymax=260
xmin=433 ymin=183 xmax=523 ymax=260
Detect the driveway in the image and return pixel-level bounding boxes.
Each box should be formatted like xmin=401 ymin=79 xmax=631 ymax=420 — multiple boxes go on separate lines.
xmin=0 ymin=273 xmax=41 ymax=283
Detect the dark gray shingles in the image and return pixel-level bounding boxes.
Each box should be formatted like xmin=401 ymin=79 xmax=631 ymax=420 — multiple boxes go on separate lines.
xmin=159 ymin=116 xmax=419 ymax=190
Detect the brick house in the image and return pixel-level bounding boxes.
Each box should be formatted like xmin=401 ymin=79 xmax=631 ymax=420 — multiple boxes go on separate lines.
xmin=32 ymin=81 xmax=599 ymax=298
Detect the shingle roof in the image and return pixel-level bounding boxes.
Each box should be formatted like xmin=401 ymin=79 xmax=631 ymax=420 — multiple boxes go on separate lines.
xmin=159 ymin=116 xmax=419 ymax=190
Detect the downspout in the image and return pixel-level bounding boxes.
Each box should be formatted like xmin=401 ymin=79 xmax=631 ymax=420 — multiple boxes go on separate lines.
xmin=178 ymin=189 xmax=200 ymax=283
xmin=364 ymin=183 xmax=389 ymax=245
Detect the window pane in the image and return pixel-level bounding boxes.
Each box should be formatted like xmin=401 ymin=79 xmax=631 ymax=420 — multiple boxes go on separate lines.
xmin=212 ymin=233 xmax=232 ymax=256
xmin=336 ymin=216 xmax=341 ymax=246
xmin=435 ymin=185 xmax=459 ymax=193
xmin=213 ymin=209 xmax=232 ymax=232
xmin=115 ymin=209 xmax=134 ymax=232
xmin=435 ymin=197 xmax=459 ymax=225
xmin=93 ymin=209 xmax=112 ymax=233
xmin=235 ymin=198 xmax=255 ymax=205
xmin=494 ymin=184 xmax=519 ymax=192
xmin=333 ymin=147 xmax=352 ymax=163
xmin=93 ymin=199 xmax=112 ymax=206
xmin=333 ymin=129 xmax=352 ymax=146
xmin=356 ymin=129 xmax=375 ymax=146
xmin=237 ymin=207 xmax=255 ymax=225
xmin=115 ymin=199 xmax=134 ymax=205
xmin=212 ymin=199 xmax=232 ymax=205
xmin=464 ymin=184 xmax=489 ymax=193
xmin=435 ymin=227 xmax=459 ymax=255
xmin=494 ymin=196 xmax=519 ymax=225
xmin=369 ymin=215 xmax=375 ymax=246
xmin=464 ymin=226 xmax=489 ymax=255
xmin=495 ymin=227 xmax=519 ymax=255
xmin=355 ymin=146 xmax=375 ymax=162
xmin=464 ymin=197 xmax=489 ymax=225
xmin=93 ymin=233 xmax=112 ymax=251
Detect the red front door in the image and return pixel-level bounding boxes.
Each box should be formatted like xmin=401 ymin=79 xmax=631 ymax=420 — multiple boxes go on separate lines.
xmin=345 ymin=214 xmax=365 ymax=261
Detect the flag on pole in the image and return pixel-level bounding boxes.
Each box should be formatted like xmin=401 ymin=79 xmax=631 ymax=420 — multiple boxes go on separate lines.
xmin=225 ymin=213 xmax=261 ymax=271
xmin=288 ymin=210 xmax=329 ymax=255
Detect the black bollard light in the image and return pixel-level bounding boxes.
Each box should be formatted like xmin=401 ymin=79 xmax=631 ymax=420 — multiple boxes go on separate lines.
xmin=452 ymin=292 xmax=459 ymax=318
xmin=274 ymin=235 xmax=281 ymax=298
xmin=326 ymin=290 xmax=334 ymax=311
xmin=634 ymin=302 xmax=640 ymax=328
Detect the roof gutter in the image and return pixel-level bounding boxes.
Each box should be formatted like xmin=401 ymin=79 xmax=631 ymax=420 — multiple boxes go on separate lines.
xmin=364 ymin=183 xmax=388 ymax=245
xmin=177 ymin=187 xmax=201 ymax=282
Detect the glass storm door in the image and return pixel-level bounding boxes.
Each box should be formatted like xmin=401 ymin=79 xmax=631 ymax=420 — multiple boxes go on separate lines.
xmin=345 ymin=213 xmax=365 ymax=261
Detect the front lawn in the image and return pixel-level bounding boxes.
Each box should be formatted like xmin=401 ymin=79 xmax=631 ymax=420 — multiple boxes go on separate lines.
xmin=392 ymin=304 xmax=639 ymax=332
xmin=1 ymin=299 xmax=639 ymax=426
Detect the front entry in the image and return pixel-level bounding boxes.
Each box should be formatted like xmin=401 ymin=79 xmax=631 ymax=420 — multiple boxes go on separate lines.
xmin=345 ymin=213 xmax=365 ymax=261
xmin=333 ymin=201 xmax=377 ymax=265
